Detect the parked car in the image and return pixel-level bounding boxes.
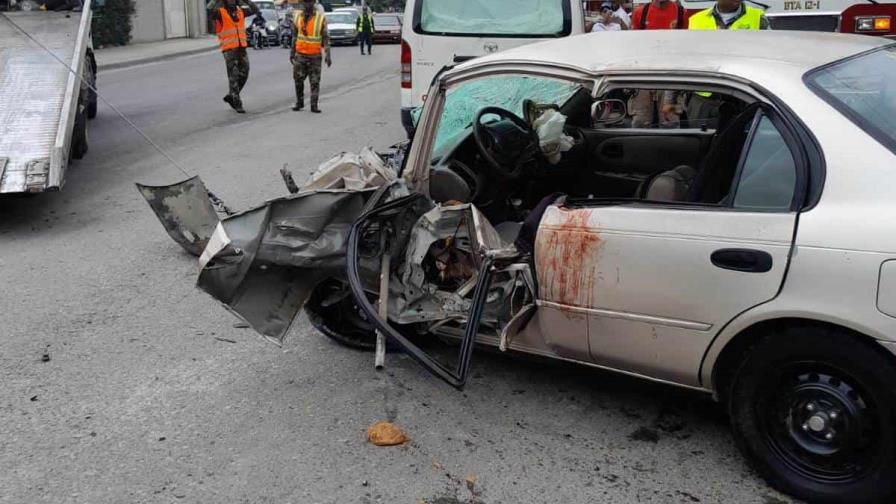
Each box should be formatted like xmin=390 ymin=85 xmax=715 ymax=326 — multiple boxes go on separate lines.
xmin=372 ymin=13 xmax=401 ymax=43
xmin=325 ymin=11 xmax=358 ymax=45
xmin=144 ymin=31 xmax=896 ymax=504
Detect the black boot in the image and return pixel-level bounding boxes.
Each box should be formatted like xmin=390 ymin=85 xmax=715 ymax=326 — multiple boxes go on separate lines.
xmin=310 ymin=104 xmax=321 ymax=113
xmin=292 ymin=102 xmax=304 ymax=111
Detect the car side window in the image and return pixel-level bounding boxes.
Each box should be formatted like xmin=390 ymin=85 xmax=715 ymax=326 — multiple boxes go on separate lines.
xmin=731 ymin=114 xmax=797 ymax=211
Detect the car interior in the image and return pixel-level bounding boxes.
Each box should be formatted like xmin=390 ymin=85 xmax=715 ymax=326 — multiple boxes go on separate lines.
xmin=427 ymin=83 xmax=764 ymax=246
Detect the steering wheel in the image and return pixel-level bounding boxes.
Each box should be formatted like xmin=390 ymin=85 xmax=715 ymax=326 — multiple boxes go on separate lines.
xmin=472 ymin=106 xmax=539 ymax=179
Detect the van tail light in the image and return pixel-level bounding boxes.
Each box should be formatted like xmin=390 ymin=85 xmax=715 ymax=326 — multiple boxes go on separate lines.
xmin=401 ymin=39 xmax=412 ymax=89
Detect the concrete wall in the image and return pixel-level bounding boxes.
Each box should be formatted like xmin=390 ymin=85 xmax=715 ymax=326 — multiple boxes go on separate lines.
xmin=131 ymin=0 xmax=207 ymax=43
xmin=186 ymin=0 xmax=208 ymax=38
xmin=132 ymin=0 xmax=165 ymax=43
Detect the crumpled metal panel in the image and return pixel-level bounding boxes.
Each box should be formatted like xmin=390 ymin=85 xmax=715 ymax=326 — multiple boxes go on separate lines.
xmin=302 ymin=146 xmax=397 ymax=191
xmin=137 ymin=176 xmax=220 ymax=257
xmin=390 ymin=203 xmax=516 ymax=325
xmin=196 ymin=190 xmax=374 ymax=345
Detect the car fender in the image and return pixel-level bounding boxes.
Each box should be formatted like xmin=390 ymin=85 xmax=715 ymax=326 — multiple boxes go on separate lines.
xmin=700 ymin=302 xmax=896 ymax=393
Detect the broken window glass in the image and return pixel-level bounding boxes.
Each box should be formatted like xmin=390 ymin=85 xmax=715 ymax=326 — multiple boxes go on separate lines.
xmin=431 ymin=75 xmax=581 ymax=158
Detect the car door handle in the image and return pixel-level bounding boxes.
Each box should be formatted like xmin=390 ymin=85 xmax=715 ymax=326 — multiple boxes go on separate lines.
xmin=711 ymin=249 xmax=773 ymax=273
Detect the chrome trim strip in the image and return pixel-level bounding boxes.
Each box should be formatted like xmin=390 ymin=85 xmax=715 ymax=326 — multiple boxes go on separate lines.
xmin=537 ymin=300 xmax=713 ymax=331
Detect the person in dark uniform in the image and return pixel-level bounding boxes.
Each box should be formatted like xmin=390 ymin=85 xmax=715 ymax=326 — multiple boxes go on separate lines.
xmin=208 ymin=0 xmax=259 ymax=113
xmin=356 ymin=6 xmax=375 ymax=55
xmin=290 ymin=0 xmax=331 ymax=113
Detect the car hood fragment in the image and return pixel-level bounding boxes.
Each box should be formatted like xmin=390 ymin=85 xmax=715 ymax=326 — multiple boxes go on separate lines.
xmin=140 ymin=146 xmax=403 ymax=345
xmin=197 ymin=189 xmax=374 ymax=345
xmin=136 ymin=176 xmax=221 ymax=257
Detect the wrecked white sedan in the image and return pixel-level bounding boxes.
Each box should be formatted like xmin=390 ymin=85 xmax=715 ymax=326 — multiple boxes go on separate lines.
xmin=142 ymin=32 xmax=896 ymax=503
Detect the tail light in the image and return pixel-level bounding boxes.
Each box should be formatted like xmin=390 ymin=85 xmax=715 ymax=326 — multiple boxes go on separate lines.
xmin=856 ymin=16 xmax=891 ymax=32
xmin=401 ymin=39 xmax=412 ymax=89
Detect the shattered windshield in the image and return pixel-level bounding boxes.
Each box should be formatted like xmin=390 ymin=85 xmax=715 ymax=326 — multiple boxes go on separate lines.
xmin=416 ymin=0 xmax=569 ymax=37
xmin=431 ymin=75 xmax=582 ymax=159
xmin=806 ymin=46 xmax=896 ymax=155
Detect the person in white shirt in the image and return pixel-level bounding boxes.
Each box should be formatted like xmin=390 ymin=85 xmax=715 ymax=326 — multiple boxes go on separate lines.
xmin=591 ymin=1 xmax=629 ymax=31
xmin=612 ymin=0 xmax=632 ymax=28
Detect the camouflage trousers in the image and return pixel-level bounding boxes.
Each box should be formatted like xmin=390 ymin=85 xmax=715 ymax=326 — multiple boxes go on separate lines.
xmin=629 ymin=90 xmax=679 ymax=128
xmin=223 ymin=47 xmax=250 ymax=105
xmin=293 ymin=55 xmax=322 ymax=107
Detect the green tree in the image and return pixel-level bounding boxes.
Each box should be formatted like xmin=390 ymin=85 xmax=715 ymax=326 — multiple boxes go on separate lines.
xmin=92 ymin=0 xmax=135 ymax=47
xmin=368 ymin=0 xmax=405 ymax=12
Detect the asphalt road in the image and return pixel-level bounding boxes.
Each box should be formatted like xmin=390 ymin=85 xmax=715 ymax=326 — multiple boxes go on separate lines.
xmin=0 ymin=44 xmax=795 ymax=504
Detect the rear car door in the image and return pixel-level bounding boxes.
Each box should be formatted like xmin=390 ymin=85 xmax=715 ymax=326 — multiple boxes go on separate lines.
xmin=534 ymin=107 xmax=806 ymax=386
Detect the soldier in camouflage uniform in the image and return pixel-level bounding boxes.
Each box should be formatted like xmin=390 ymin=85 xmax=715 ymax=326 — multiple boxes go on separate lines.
xmin=209 ymin=0 xmax=259 ymax=113
xmin=290 ymin=0 xmax=331 ymax=113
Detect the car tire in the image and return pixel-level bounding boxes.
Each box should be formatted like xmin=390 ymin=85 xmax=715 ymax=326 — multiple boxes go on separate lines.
xmin=305 ymin=279 xmax=378 ymax=350
xmin=71 ymin=107 xmax=88 ymax=160
xmin=86 ymin=60 xmax=98 ymax=119
xmin=728 ymin=326 xmax=896 ymax=504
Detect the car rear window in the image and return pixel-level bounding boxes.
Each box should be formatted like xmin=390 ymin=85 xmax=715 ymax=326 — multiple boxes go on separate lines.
xmin=415 ymin=0 xmax=570 ymax=37
xmin=376 ymin=15 xmax=401 ymax=26
xmin=805 ymin=46 xmax=896 ymax=155
xmin=326 ymin=14 xmax=355 ymax=25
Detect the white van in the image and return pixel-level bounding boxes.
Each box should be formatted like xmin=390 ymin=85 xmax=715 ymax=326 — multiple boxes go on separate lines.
xmin=400 ymin=0 xmax=586 ymax=134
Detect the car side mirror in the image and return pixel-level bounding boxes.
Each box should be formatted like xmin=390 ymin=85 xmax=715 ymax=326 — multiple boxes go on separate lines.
xmin=592 ymin=99 xmax=627 ymax=126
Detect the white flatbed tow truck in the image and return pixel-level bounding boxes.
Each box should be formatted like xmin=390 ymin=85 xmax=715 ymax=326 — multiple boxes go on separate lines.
xmin=0 ymin=0 xmax=97 ymax=194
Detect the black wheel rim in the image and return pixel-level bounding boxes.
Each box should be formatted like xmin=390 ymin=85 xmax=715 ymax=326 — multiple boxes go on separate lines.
xmin=758 ymin=362 xmax=882 ymax=484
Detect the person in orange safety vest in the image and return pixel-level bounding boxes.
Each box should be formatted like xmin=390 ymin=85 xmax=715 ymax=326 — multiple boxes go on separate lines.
xmin=289 ymin=0 xmax=331 ymax=113
xmin=209 ymin=0 xmax=259 ymax=113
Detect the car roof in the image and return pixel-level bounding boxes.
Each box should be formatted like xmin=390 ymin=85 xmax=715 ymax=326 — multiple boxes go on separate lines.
xmin=456 ymin=31 xmax=891 ymax=77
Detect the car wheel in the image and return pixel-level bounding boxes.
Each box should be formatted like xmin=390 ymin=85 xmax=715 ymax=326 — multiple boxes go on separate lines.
xmin=71 ymin=106 xmax=89 ymax=160
xmin=86 ymin=64 xmax=98 ymax=119
xmin=305 ymin=279 xmax=378 ymax=350
xmin=728 ymin=326 xmax=896 ymax=503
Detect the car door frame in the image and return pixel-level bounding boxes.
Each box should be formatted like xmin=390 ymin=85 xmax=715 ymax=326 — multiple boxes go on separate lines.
xmin=361 ymin=62 xmax=600 ymax=388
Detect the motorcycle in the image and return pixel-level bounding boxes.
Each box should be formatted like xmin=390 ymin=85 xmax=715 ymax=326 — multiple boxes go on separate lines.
xmin=248 ymin=22 xmax=269 ymax=50
xmin=279 ymin=20 xmax=293 ymax=49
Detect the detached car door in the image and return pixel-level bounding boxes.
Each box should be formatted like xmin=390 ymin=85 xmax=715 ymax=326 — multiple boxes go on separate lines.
xmin=534 ymin=107 xmax=806 ymax=386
